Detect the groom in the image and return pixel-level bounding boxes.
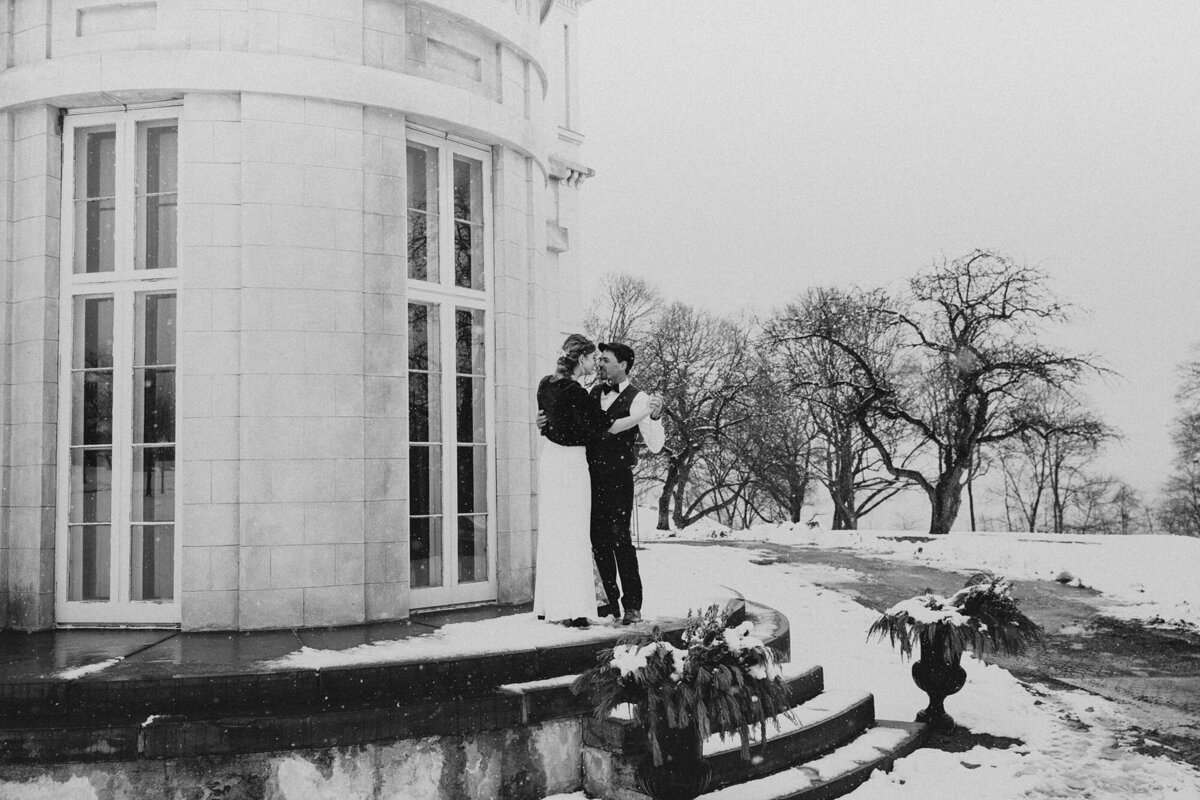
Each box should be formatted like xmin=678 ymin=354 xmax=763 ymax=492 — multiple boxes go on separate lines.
xmin=588 ymin=343 xmax=664 ymax=624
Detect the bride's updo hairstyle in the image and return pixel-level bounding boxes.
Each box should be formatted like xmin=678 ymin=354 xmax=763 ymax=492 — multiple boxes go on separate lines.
xmin=553 ymin=333 xmax=597 ymax=381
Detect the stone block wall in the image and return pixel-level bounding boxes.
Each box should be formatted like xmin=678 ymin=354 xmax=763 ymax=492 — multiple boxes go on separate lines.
xmin=0 ymin=106 xmax=61 ymax=631
xmin=0 ymin=0 xmax=590 ymax=630
xmin=178 ymin=91 xmax=244 ymax=630
xmin=0 ymin=718 xmax=585 ymax=799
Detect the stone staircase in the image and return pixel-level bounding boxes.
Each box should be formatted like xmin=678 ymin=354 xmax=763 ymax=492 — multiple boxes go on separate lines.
xmin=0 ymin=596 xmax=925 ymax=799
xmin=577 ymin=661 xmax=925 ymax=800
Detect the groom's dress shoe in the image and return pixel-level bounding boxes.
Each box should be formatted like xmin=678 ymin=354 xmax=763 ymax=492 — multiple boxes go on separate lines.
xmin=621 ymin=610 xmax=642 ymax=625
xmin=597 ymin=604 xmax=616 ymax=619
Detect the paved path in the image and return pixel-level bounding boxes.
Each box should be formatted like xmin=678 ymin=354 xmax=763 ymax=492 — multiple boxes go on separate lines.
xmin=684 ymin=538 xmax=1200 ymax=767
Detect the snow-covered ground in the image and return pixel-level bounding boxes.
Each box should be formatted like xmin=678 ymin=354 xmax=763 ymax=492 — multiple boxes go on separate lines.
xmin=549 ymin=538 xmax=1200 ymax=799
xmin=637 ymin=511 xmax=1200 ymax=631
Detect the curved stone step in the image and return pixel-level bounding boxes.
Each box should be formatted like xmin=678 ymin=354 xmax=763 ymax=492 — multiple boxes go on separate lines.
xmin=582 ymin=686 xmax=875 ymax=799
xmin=698 ymin=721 xmax=926 ymax=800
xmin=0 ymin=596 xmax=746 ymax=724
xmin=703 ymin=690 xmax=876 ymax=790
xmin=0 ymin=597 xmax=769 ymax=764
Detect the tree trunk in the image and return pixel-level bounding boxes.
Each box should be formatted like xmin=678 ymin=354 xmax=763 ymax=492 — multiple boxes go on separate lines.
xmin=670 ymin=464 xmax=691 ymax=530
xmin=928 ymin=473 xmax=965 ymax=535
xmin=657 ymin=457 xmax=682 ymax=530
xmin=967 ymin=476 xmax=977 ymax=531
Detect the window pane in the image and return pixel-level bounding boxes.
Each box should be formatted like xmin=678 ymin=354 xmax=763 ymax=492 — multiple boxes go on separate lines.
xmin=410 ymin=516 xmax=443 ymax=589
xmin=453 ymin=156 xmax=483 ymax=223
xmin=74 ymin=128 xmax=116 ymax=274
xmin=409 ymin=371 xmax=441 ymax=443
xmin=131 ymin=525 xmax=174 ymax=601
xmin=135 ymin=294 xmax=177 ymax=444
xmin=73 ymin=372 xmax=114 ymax=446
xmin=70 ymin=449 xmax=112 ymax=523
xmin=408 ymin=302 xmax=440 ymax=372
xmin=456 ymin=515 xmax=487 ymax=584
xmin=454 ymin=308 xmax=485 ymax=375
xmin=457 ymin=446 xmax=487 ymax=514
xmin=407 ymin=143 xmax=440 ymax=282
xmin=75 ymin=297 xmax=115 ymax=369
xmin=455 ymin=309 xmax=485 ymax=443
xmin=140 ymin=124 xmax=178 ymax=194
xmin=137 ymin=124 xmax=178 ymax=270
xmin=408 ymin=303 xmax=441 ymax=444
xmin=137 ymin=196 xmax=178 ymax=270
xmin=141 ymin=294 xmax=177 ymax=366
xmin=409 ymin=445 xmax=442 ymax=516
xmin=407 ymin=211 xmax=438 ymax=282
xmin=134 ymin=369 xmax=176 ymax=444
xmin=133 ymin=446 xmax=175 ymax=522
xmin=453 ymin=155 xmax=484 ymax=290
xmin=453 ymin=221 xmax=484 ymax=290
xmin=456 ymin=377 xmax=486 ymax=444
xmin=68 ymin=525 xmax=111 ymax=601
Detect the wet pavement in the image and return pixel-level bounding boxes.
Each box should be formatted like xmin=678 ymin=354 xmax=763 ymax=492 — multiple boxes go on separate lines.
xmin=684 ymin=538 xmax=1200 ymax=768
xmin=0 ymin=603 xmax=532 ymax=684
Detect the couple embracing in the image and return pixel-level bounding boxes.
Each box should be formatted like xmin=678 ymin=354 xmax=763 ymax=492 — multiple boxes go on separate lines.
xmin=533 ymin=334 xmax=665 ymax=629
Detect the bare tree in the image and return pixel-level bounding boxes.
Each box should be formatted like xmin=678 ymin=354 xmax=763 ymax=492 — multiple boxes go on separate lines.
xmin=995 ymin=390 xmax=1114 ymax=532
xmin=1159 ymin=345 xmax=1200 ymax=535
xmin=776 ymin=251 xmax=1104 ymax=535
xmin=731 ymin=381 xmax=817 ymax=525
xmin=641 ymin=304 xmax=758 ymax=530
xmin=764 ymin=287 xmax=912 ymax=529
xmin=583 ymin=272 xmax=663 ymax=348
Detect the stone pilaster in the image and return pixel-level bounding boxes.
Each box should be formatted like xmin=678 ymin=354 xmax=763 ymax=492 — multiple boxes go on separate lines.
xmin=2 ymin=104 xmax=61 ymax=630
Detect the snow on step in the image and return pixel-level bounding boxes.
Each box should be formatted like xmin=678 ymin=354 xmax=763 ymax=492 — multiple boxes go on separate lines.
xmin=778 ymin=662 xmax=820 ymax=681
xmin=497 ymin=673 xmax=578 ymax=693
xmin=697 ymin=725 xmax=913 ymax=800
xmin=702 ymin=689 xmax=870 ymax=757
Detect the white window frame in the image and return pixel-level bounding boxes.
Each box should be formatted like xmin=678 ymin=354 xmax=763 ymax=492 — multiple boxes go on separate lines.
xmin=405 ymin=128 xmax=498 ymax=609
xmin=55 ymin=107 xmax=181 ymax=626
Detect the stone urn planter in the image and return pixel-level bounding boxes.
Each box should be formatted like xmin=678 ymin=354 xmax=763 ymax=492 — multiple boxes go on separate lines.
xmin=868 ymin=572 xmax=1044 ymax=733
xmin=910 ymin=627 xmax=967 ymax=731
xmin=636 ymin=720 xmax=713 ymax=800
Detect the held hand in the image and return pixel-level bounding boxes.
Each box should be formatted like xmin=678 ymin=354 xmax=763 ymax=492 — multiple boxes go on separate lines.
xmin=648 ymin=394 xmax=664 ymax=419
xmin=535 ymin=411 xmax=547 ymax=430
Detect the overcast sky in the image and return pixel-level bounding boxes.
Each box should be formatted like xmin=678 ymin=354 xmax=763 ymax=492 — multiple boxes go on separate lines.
xmin=578 ymin=1 xmax=1200 ymax=509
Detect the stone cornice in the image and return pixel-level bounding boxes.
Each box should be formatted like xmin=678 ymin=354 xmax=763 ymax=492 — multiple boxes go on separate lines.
xmin=0 ymin=50 xmax=552 ymax=173
xmin=548 ymin=154 xmax=594 ymax=187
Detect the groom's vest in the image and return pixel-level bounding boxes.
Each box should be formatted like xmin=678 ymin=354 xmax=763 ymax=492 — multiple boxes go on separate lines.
xmin=587 ymin=384 xmax=643 ymax=471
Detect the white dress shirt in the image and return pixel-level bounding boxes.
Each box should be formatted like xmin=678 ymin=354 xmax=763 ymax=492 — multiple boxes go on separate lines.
xmin=600 ymin=379 xmax=665 ymax=453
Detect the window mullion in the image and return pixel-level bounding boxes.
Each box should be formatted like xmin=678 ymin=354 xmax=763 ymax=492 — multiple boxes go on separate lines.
xmin=440 ymin=142 xmax=455 ymax=291
xmin=441 ymin=305 xmax=458 ymax=591
xmin=116 ymin=118 xmax=137 ymax=275
xmin=110 ymin=288 xmax=135 ymax=607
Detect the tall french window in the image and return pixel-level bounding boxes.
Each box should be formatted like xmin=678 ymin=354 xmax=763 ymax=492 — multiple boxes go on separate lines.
xmin=57 ymin=109 xmax=180 ymax=624
xmin=405 ymin=130 xmax=495 ymax=608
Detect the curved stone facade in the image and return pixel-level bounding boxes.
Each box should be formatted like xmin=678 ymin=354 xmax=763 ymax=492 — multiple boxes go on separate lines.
xmin=0 ymin=0 xmax=592 ymax=630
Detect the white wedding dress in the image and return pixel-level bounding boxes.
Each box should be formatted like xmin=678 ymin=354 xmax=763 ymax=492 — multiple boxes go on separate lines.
xmin=532 ymin=438 xmax=597 ymax=622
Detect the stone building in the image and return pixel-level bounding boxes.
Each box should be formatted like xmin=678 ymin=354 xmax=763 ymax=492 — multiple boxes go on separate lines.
xmin=0 ymin=0 xmax=594 ymax=631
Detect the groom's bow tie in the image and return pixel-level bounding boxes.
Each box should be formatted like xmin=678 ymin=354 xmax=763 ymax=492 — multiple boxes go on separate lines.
xmin=600 ymin=382 xmax=620 ymax=394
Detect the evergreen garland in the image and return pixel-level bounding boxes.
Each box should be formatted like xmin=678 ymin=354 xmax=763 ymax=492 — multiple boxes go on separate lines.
xmin=571 ymin=604 xmax=793 ymax=766
xmin=867 ymin=571 xmax=1044 ymax=661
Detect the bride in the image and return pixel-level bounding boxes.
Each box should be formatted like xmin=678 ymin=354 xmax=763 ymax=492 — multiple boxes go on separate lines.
xmin=533 ymin=334 xmax=652 ymax=627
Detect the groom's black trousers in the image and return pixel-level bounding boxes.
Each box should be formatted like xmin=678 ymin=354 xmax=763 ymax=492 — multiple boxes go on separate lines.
xmin=590 ymin=465 xmax=642 ymax=614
